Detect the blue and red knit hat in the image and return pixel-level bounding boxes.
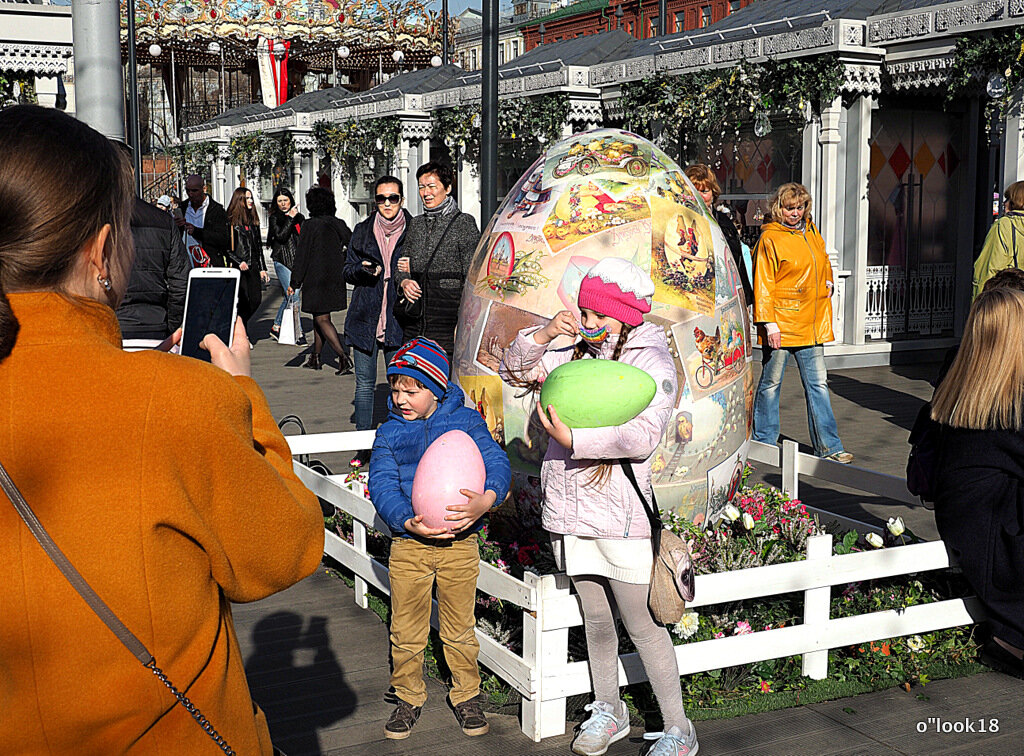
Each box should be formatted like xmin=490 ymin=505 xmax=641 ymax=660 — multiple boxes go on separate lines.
xmin=387 ymin=337 xmax=450 ymax=399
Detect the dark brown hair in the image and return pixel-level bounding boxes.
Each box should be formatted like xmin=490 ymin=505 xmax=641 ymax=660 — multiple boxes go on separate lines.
xmin=226 ymin=186 xmax=260 ymax=227
xmin=983 ymin=266 xmax=1024 ymax=294
xmin=0 ymin=106 xmax=134 ymax=361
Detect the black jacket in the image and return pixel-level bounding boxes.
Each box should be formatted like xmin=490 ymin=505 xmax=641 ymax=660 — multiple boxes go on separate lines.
xmin=266 ymin=211 xmax=304 ymax=269
xmin=189 ymin=197 xmax=230 ymax=268
xmin=291 ymin=215 xmax=352 ymax=314
xmin=343 ymin=209 xmax=411 ymax=352
xmin=116 ymin=198 xmax=190 ymax=339
xmin=934 ymin=426 xmax=1024 ymax=648
xmin=228 ymin=224 xmax=266 ymax=271
xmin=715 ymin=206 xmax=753 ymax=305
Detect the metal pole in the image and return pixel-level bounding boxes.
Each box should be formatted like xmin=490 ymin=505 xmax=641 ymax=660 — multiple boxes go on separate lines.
xmin=71 ymin=0 xmax=126 ymax=140
xmin=658 ymin=0 xmax=666 ymax=36
xmin=481 ymin=0 xmax=498 ymax=220
xmin=220 ymin=48 xmax=225 ymax=111
xmin=442 ymin=0 xmax=449 ymax=65
xmin=126 ymin=0 xmax=143 ymax=194
xmin=170 ymin=47 xmax=178 ymax=137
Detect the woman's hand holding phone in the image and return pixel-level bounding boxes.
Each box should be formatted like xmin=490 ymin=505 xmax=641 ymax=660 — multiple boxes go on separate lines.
xmin=201 ymin=317 xmax=251 ymax=377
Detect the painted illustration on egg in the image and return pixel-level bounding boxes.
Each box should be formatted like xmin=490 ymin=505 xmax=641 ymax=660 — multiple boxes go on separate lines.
xmin=454 ymin=129 xmax=752 ymax=527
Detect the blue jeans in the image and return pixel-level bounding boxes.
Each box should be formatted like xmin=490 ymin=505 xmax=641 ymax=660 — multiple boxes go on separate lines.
xmin=752 ymin=344 xmax=844 ymax=457
xmin=353 ymin=342 xmax=399 ymax=431
xmin=273 ymin=261 xmax=299 ymax=327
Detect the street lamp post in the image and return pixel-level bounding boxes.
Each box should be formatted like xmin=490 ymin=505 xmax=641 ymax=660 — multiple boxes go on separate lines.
xmin=539 ymin=22 xmax=546 ymax=45
xmin=126 ymin=0 xmax=143 ymax=193
xmin=481 ymin=0 xmax=499 ymax=219
xmin=442 ymin=0 xmax=449 ymax=65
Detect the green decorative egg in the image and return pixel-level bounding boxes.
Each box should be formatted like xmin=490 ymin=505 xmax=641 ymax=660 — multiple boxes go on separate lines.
xmin=539 ymin=359 xmax=656 ymax=428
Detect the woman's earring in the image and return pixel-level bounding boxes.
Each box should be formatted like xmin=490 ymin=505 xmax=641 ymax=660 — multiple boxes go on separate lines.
xmin=97 ymin=275 xmax=112 ymax=291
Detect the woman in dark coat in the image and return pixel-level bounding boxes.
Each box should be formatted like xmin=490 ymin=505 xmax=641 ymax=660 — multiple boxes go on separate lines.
xmin=289 ymin=186 xmax=352 ymax=373
xmin=344 ymin=175 xmax=411 ymax=437
xmin=932 ymin=286 xmax=1024 ymax=679
xmin=226 ymin=186 xmax=269 ymax=328
xmin=266 ymin=186 xmax=305 ymax=339
xmin=685 ymin=164 xmax=753 ymax=305
xmin=393 ymin=161 xmax=480 ymax=358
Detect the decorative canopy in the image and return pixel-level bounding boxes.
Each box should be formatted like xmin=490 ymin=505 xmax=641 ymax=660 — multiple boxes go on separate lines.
xmin=122 ymin=0 xmax=449 ymax=68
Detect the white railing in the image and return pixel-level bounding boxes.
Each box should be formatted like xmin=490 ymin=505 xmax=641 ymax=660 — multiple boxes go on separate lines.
xmin=864 ymin=263 xmax=955 ymax=339
xmin=286 ymin=431 xmax=976 ymax=742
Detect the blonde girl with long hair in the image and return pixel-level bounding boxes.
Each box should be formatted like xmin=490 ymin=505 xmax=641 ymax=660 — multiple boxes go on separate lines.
xmin=930 ymin=286 xmax=1024 ymax=679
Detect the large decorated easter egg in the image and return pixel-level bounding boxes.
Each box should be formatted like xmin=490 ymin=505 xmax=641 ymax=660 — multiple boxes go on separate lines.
xmin=453 ymin=128 xmax=752 ymax=527
xmin=539 ymin=359 xmax=656 ymax=428
xmin=411 ymin=430 xmax=487 ymax=530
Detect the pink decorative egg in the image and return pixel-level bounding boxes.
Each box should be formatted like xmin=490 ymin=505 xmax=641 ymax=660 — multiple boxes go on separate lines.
xmin=411 ymin=430 xmax=486 ymax=530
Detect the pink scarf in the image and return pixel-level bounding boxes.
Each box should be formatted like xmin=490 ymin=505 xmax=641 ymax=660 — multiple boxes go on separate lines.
xmin=374 ymin=210 xmax=406 ymax=341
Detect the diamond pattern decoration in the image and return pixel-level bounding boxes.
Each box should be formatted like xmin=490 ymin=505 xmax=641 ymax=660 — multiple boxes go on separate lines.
xmin=914 ymin=142 xmax=936 ymax=178
xmin=869 ymin=143 xmax=887 ymax=180
xmin=937 ymin=151 xmax=946 ymax=175
xmin=757 ymin=154 xmax=774 ymax=184
xmin=888 ymin=143 xmax=911 ymax=179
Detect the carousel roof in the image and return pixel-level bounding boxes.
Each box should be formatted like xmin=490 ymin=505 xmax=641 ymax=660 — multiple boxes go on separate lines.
xmin=122 ymin=0 xmax=450 ymax=68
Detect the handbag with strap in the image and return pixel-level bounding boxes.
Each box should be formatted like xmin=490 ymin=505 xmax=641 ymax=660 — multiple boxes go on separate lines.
xmin=394 ymin=213 xmax=459 ymax=329
xmin=0 ymin=461 xmax=236 ymax=754
xmin=619 ymin=460 xmax=696 ymax=625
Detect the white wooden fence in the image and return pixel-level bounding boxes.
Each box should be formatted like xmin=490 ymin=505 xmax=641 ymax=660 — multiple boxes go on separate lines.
xmin=285 ymin=432 xmax=976 ymax=742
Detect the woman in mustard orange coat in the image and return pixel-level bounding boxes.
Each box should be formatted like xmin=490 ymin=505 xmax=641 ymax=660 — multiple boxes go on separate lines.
xmin=0 ymin=106 xmax=324 ymax=754
xmin=752 ymin=183 xmax=852 ymax=463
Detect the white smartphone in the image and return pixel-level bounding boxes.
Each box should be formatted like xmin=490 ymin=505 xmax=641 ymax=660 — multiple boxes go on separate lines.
xmin=180 ymin=267 xmax=240 ymax=362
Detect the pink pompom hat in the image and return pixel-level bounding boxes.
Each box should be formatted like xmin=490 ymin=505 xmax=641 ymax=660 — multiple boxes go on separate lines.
xmin=577 ymin=257 xmax=655 ymax=327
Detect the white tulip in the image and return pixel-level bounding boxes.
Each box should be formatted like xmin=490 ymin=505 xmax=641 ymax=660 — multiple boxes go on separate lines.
xmin=866 ymin=532 xmax=884 ymax=548
xmin=742 ymin=512 xmax=755 ymax=530
xmin=886 ymin=517 xmax=905 ymax=537
xmin=723 ymin=505 xmax=741 ymax=522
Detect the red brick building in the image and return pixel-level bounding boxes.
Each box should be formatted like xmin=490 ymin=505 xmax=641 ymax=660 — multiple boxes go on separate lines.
xmin=520 ymin=0 xmax=756 ymax=51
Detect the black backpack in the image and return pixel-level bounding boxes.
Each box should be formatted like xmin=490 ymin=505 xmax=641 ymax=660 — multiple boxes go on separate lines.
xmin=907 ymin=402 xmax=939 ymax=508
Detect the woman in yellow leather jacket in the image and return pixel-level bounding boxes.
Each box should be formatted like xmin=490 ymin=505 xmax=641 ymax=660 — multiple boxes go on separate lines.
xmin=752 ymin=183 xmax=852 ymax=463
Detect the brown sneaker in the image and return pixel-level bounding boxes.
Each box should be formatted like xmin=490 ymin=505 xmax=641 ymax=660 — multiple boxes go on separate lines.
xmin=826 ymin=451 xmax=854 ymax=464
xmin=452 ymin=697 xmax=489 ymax=736
xmin=384 ymin=699 xmax=421 ymax=740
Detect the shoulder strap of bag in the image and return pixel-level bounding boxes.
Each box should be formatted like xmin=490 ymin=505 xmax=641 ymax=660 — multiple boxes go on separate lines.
xmin=420 ymin=212 xmax=460 ymax=274
xmin=619 ymin=459 xmax=663 ymax=535
xmin=0 ymin=461 xmax=236 ymax=755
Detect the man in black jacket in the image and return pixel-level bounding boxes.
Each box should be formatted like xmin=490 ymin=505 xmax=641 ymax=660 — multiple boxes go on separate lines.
xmin=177 ymin=174 xmax=231 ymax=268
xmin=117 ymin=197 xmax=190 ymax=341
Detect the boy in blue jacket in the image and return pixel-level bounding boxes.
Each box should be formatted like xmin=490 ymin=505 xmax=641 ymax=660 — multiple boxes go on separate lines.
xmin=368 ymin=337 xmax=511 ymax=741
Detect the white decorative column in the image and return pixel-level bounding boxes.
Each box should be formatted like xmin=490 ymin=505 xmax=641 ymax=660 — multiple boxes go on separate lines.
xmin=292 ymin=150 xmax=303 ymax=193
xmin=1003 ymin=86 xmax=1024 ymax=193
xmin=801 ymin=103 xmax=820 ymax=223
xmin=817 ymin=95 xmax=843 ymax=258
xmin=459 ymin=155 xmax=482 ymax=227
xmin=844 ymin=94 xmax=874 ymax=346
xmin=215 ymin=145 xmax=229 ymax=204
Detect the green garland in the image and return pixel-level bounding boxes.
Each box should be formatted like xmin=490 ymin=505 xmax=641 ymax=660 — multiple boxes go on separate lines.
xmin=168 ymin=140 xmax=220 ymax=176
xmin=228 ymin=131 xmax=294 ymax=179
xmin=312 ymin=116 xmax=401 ymax=180
xmin=621 ymin=55 xmax=845 ymax=162
xmin=0 ymin=73 xmax=36 ymax=109
xmin=431 ymin=93 xmax=570 ymax=170
xmin=946 ymin=27 xmax=1024 ymax=139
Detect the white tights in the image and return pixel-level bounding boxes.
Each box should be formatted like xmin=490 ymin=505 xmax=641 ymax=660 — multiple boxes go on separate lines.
xmin=572 ymin=574 xmax=687 ymax=730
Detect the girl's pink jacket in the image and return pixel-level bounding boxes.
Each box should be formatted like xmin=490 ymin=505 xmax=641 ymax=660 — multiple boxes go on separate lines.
xmin=500 ymin=322 xmax=678 ymax=539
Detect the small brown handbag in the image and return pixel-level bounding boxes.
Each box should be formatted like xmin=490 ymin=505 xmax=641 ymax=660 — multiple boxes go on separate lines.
xmin=620 ymin=460 xmax=696 ymax=625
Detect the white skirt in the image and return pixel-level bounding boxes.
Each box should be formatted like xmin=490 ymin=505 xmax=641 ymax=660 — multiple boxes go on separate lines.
xmin=550 ymin=533 xmax=652 ymax=585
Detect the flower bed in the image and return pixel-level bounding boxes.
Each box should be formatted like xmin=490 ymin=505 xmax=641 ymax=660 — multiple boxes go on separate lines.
xmin=324 ymin=463 xmax=981 ymax=723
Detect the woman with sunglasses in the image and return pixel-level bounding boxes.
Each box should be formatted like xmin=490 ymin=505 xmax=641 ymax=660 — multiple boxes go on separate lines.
xmin=344 ymin=177 xmax=412 ymax=457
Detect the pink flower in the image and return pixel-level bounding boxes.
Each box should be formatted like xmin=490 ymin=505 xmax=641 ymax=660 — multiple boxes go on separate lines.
xmin=734 ymin=621 xmax=753 ymax=635
xmin=759 ymin=680 xmax=771 ymax=693
xmin=764 ymin=624 xmax=773 ymax=631
xmin=713 ymin=631 xmax=725 ymax=639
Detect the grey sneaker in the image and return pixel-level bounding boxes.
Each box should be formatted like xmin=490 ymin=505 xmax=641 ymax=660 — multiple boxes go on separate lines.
xmin=643 ymin=721 xmax=699 ymax=756
xmin=571 ymin=700 xmax=630 ymax=756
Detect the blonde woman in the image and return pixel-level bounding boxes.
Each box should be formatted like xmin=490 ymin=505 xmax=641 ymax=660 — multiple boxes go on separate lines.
xmin=752 ymin=183 xmax=851 ymax=463
xmin=973 ymin=181 xmax=1024 ymax=299
xmin=931 ymin=287 xmax=1024 ymax=679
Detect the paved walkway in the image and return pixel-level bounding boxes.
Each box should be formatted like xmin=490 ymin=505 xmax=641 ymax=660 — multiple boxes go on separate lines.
xmin=232 ymin=289 xmax=1021 ymax=755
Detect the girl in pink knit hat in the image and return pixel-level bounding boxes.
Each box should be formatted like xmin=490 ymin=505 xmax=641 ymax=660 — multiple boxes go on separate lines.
xmin=500 ymin=257 xmax=698 ymax=756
